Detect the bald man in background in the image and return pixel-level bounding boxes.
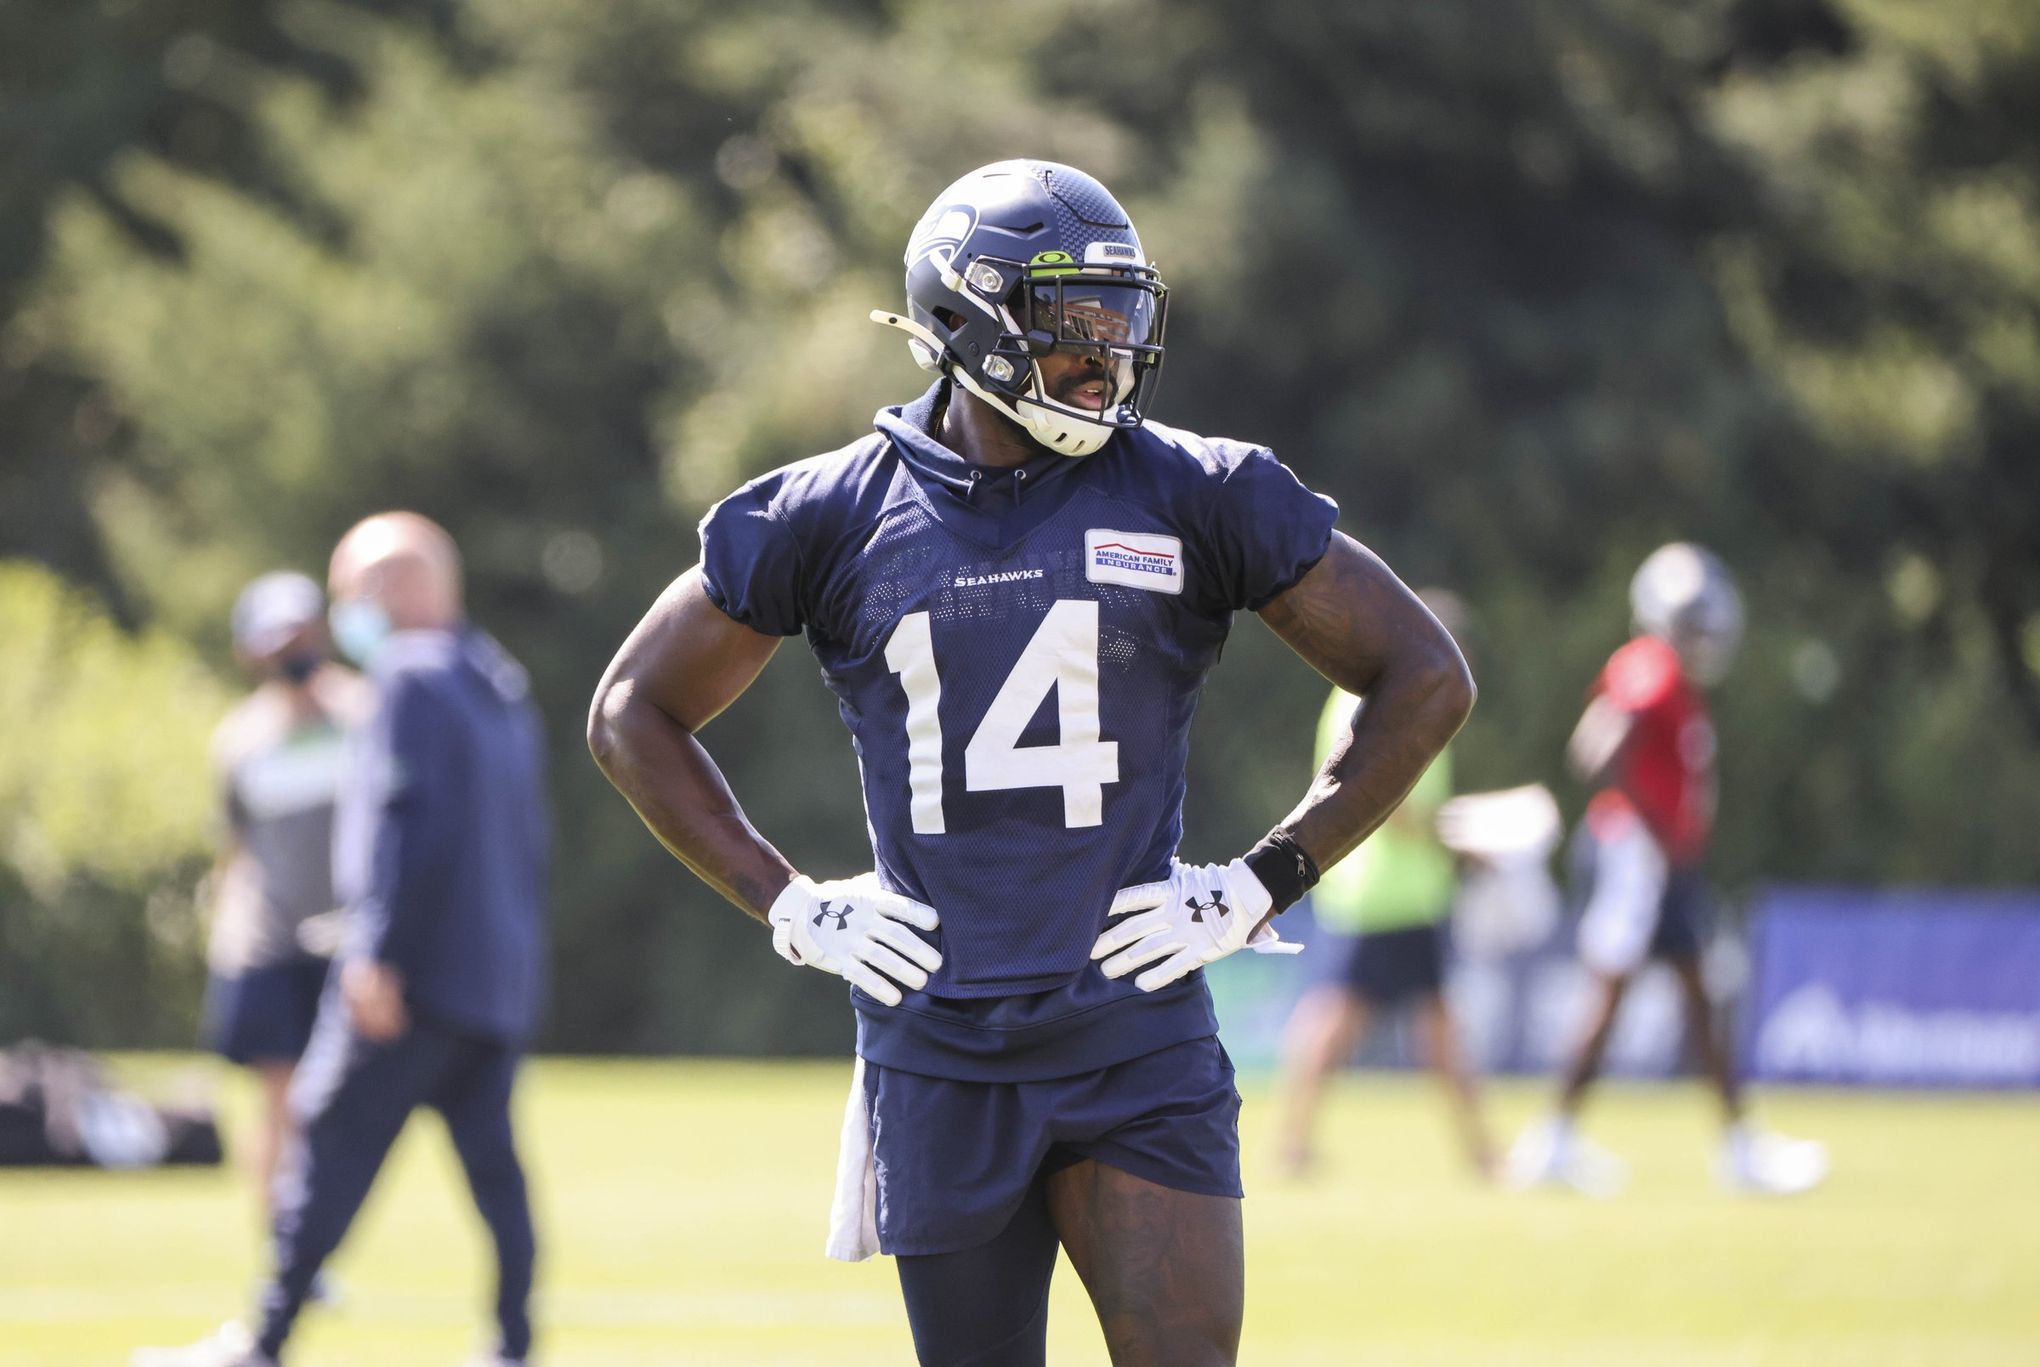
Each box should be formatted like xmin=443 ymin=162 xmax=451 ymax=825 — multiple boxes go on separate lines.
xmin=139 ymin=512 xmax=551 ymax=1367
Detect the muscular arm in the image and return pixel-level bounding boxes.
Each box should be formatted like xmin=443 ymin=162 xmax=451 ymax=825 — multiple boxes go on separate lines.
xmin=1256 ymin=531 xmax=1476 ymax=876
xmin=587 ymin=567 xmax=797 ymax=923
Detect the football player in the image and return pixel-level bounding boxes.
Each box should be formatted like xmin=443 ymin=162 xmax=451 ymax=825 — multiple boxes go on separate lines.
xmin=589 ymin=160 xmax=1474 ymax=1365
xmin=1506 ymin=543 xmax=1827 ymax=1197
xmin=1273 ymin=593 xmax=1497 ymax=1182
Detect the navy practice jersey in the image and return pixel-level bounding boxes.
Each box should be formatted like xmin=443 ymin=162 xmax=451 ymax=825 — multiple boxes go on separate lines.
xmin=701 ymin=381 xmax=1337 ymax=1079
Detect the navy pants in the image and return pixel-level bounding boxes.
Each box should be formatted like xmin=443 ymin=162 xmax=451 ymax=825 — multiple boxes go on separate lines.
xmin=256 ymin=1010 xmax=534 ymax=1361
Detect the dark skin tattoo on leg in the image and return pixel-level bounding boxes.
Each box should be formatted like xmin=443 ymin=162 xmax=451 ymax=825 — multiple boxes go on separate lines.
xmin=1046 ymin=1160 xmax=1244 ymax=1367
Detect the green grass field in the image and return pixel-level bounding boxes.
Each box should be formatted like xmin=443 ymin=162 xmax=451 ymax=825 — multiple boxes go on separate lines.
xmin=2 ymin=1058 xmax=2034 ymax=1365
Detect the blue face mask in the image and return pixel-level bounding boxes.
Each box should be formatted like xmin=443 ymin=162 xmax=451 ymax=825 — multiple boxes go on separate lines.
xmin=329 ymin=598 xmax=393 ymax=666
xmin=277 ymin=649 xmax=326 ymax=685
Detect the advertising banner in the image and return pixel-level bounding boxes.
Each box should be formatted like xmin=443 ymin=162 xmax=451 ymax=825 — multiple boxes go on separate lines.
xmin=1744 ymin=888 xmax=2040 ymax=1089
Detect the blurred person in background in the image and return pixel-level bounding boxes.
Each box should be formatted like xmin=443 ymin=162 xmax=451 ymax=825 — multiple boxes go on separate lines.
xmin=208 ymin=575 xmax=371 ymax=1240
xmin=1506 ymin=543 xmax=1826 ymax=1198
xmin=140 ymin=513 xmax=550 ymax=1367
xmin=1273 ymin=590 xmax=1496 ymax=1180
xmin=589 ymin=159 xmax=1472 ymax=1367
xmin=203 ymin=571 xmax=366 ymax=1286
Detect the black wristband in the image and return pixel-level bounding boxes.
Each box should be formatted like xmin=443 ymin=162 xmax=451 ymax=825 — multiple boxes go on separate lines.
xmin=1242 ymin=830 xmax=1320 ymax=914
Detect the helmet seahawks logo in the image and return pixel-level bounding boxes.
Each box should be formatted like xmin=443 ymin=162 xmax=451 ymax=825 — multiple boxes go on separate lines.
xmin=907 ymin=203 xmax=979 ymax=272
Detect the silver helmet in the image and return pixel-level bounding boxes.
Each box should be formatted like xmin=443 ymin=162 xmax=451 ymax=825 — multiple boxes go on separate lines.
xmin=1630 ymin=543 xmax=1744 ymax=685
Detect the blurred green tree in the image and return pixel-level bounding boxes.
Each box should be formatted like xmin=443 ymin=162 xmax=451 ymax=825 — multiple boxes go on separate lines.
xmin=0 ymin=562 xmax=228 ymax=1042
xmin=0 ymin=0 xmax=464 ymax=601
xmin=0 ymin=0 xmax=2033 ymax=1050
xmin=1701 ymin=0 xmax=2040 ymax=878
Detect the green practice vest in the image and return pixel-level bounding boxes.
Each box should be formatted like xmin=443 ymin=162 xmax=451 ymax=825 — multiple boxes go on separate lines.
xmin=1311 ymin=687 xmax=1455 ymax=935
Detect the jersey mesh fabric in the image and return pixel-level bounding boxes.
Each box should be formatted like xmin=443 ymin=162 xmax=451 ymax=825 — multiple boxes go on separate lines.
xmin=1309 ymin=688 xmax=1455 ymax=935
xmin=700 ymin=381 xmax=1336 ymax=1074
xmin=836 ymin=498 xmax=1208 ymax=986
xmin=1585 ymin=635 xmax=1715 ymax=866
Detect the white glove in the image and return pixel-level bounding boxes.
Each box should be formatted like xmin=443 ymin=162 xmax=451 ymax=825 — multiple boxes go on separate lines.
xmin=1091 ymin=858 xmax=1300 ymax=993
xmin=768 ymin=873 xmax=943 ymax=1006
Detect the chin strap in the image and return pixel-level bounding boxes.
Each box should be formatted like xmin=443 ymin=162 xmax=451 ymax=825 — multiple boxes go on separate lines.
xmin=870 ymin=309 xmax=1116 ymax=458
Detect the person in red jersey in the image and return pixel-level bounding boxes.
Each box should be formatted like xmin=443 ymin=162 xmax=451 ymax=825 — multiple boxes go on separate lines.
xmin=1506 ymin=544 xmax=1827 ymax=1197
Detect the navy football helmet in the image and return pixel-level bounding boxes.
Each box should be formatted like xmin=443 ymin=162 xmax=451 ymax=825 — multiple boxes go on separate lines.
xmin=872 ymin=160 xmax=1168 ymax=457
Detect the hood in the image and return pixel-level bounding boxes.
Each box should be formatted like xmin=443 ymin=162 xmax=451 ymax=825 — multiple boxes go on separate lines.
xmin=873 ymin=380 xmax=1083 ymax=506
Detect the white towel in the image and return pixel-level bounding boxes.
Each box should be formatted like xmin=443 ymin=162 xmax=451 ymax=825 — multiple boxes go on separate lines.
xmin=1246 ymin=922 xmax=1305 ymax=955
xmin=825 ymin=1053 xmax=880 ymax=1262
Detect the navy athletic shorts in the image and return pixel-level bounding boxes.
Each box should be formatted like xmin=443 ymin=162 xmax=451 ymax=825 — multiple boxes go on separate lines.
xmin=1569 ymin=822 xmax=1710 ymax=973
xmin=1337 ymin=921 xmax=1448 ymax=1006
xmin=1649 ymin=869 xmax=1708 ymax=961
xmin=864 ymin=1034 xmax=1243 ymax=1257
xmin=204 ymin=958 xmax=331 ymax=1065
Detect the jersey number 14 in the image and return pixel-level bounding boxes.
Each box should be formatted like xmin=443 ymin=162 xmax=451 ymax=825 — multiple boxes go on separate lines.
xmin=884 ymin=600 xmax=1120 ymax=833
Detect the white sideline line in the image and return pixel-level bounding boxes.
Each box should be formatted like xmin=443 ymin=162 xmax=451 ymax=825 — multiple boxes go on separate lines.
xmin=0 ymin=1285 xmax=897 ymax=1328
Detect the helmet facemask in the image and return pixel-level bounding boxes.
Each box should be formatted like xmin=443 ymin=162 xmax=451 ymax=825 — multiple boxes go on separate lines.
xmin=972 ymin=261 xmax=1167 ymax=456
xmin=1667 ymin=595 xmax=1744 ymax=686
xmin=878 ymin=250 xmax=1168 ymax=457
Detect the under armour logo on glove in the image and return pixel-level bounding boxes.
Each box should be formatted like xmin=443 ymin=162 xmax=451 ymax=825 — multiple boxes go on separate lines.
xmin=1092 ymin=857 xmax=1299 ymax=992
xmin=768 ymin=873 xmax=943 ymax=1007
